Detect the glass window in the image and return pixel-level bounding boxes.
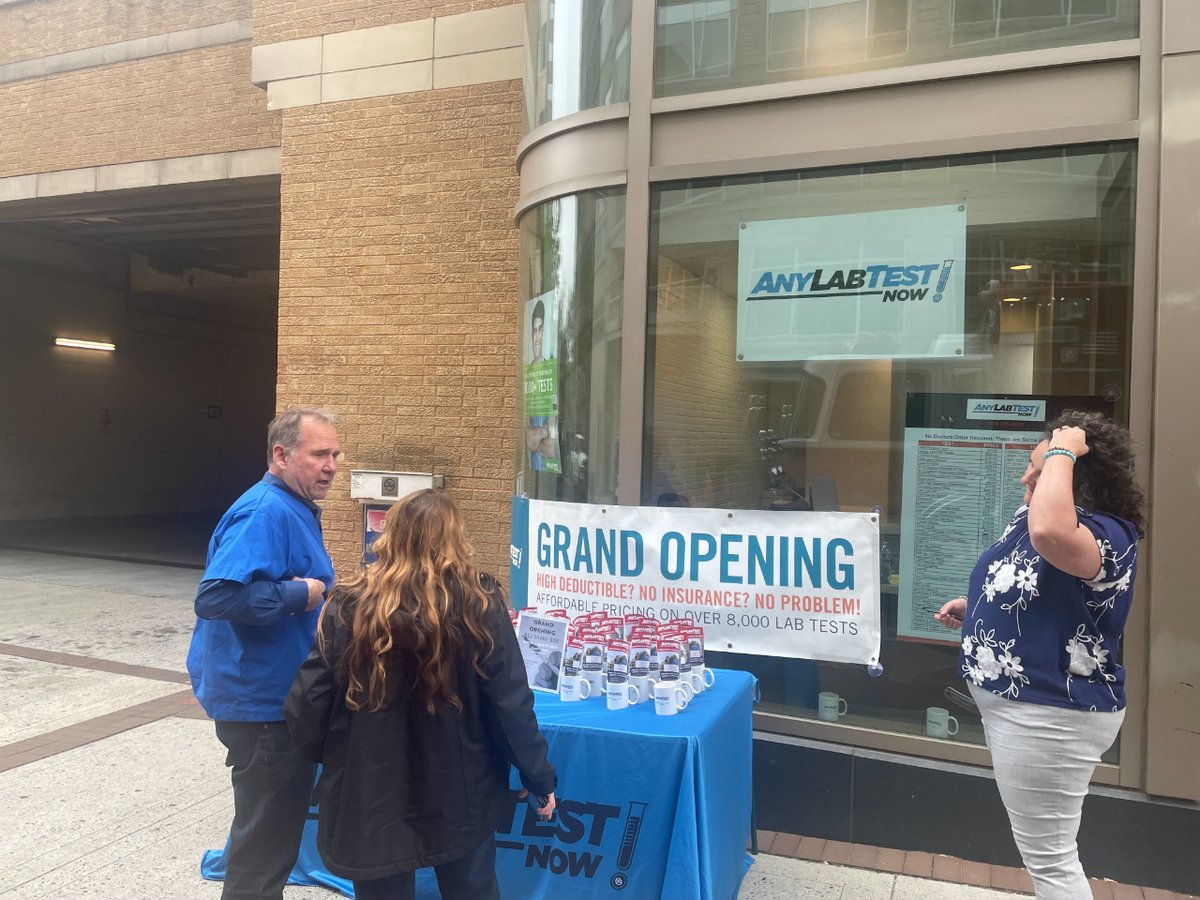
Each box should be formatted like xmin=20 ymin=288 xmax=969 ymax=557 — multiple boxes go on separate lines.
xmin=645 ymin=143 xmax=1136 ymax=754
xmin=525 ymin=0 xmax=633 ymax=131
xmin=517 ymin=191 xmax=626 ymax=505
xmin=657 ymin=0 xmax=735 ymax=82
xmin=654 ymin=0 xmax=1137 ymax=97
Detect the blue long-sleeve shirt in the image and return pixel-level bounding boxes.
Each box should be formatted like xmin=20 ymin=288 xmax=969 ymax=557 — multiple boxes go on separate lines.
xmin=194 ymin=577 xmax=310 ymax=624
xmin=186 ymin=473 xmax=334 ymax=721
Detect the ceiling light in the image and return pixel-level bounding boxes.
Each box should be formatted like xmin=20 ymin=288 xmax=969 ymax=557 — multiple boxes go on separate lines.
xmin=1009 ymin=263 xmax=1033 ymax=271
xmin=1001 ymin=297 xmax=1022 ymax=303
xmin=54 ymin=337 xmax=116 ymax=351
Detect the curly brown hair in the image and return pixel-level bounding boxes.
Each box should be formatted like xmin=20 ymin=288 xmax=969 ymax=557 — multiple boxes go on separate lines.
xmin=320 ymin=489 xmax=500 ymax=714
xmin=1043 ymin=410 xmax=1145 ymax=537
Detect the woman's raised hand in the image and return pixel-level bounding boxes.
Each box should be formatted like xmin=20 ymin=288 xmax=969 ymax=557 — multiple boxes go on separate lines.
xmin=1047 ymin=425 xmax=1090 ymax=459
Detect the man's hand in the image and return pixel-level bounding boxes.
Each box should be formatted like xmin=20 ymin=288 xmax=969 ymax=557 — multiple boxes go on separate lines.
xmin=293 ymin=577 xmax=326 ymax=612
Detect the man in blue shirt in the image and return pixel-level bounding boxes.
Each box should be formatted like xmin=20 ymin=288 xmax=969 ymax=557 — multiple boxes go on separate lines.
xmin=187 ymin=407 xmax=341 ymax=900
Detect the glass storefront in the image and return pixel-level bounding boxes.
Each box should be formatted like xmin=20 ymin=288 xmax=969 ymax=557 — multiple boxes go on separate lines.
xmin=524 ymin=0 xmax=633 ymax=130
xmin=516 ymin=190 xmax=626 ymax=505
xmin=644 ymin=143 xmax=1137 ymax=749
xmin=654 ymin=0 xmax=1139 ymax=97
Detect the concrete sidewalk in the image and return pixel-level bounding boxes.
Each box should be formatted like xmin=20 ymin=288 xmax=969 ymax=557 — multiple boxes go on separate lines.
xmin=0 ymin=549 xmax=1190 ymax=899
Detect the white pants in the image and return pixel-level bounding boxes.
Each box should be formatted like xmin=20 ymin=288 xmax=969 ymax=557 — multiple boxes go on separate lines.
xmin=970 ymin=684 xmax=1124 ymax=900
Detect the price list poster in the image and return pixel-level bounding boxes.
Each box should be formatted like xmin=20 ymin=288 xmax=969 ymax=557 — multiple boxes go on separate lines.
xmin=894 ymin=394 xmax=1103 ymax=643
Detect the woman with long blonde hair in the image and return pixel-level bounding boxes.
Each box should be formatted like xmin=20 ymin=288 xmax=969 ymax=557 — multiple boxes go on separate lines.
xmin=285 ymin=489 xmax=556 ymax=900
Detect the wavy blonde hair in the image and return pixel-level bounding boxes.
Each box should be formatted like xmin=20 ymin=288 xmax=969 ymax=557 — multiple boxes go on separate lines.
xmin=322 ymin=489 xmax=499 ymax=714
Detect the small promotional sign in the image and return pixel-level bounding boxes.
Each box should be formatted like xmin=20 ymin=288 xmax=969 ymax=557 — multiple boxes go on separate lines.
xmin=581 ymin=634 xmax=605 ymax=672
xmin=515 ymin=612 xmax=569 ymax=693
xmin=683 ymin=626 xmax=705 ymax=668
xmin=629 ymin=639 xmax=651 ymax=678
xmin=605 ymin=640 xmax=631 ymax=683
xmin=562 ymin=640 xmax=584 ymax=677
xmin=658 ymin=641 xmax=682 ymax=682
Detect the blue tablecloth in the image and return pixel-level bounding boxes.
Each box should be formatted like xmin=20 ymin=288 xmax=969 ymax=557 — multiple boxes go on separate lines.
xmin=202 ymin=669 xmax=756 ymax=899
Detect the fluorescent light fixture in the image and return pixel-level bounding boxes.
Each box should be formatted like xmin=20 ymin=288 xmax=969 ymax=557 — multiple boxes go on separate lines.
xmin=1002 ymin=297 xmax=1022 ymax=303
xmin=1009 ymin=263 xmax=1033 ymax=271
xmin=54 ymin=337 xmax=116 ymax=351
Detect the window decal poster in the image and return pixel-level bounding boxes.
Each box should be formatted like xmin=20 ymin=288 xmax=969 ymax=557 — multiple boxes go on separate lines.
xmin=737 ymin=205 xmax=966 ymax=361
xmin=524 ymin=290 xmax=560 ymax=473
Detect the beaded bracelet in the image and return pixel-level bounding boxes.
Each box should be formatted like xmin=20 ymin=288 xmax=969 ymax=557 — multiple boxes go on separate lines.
xmin=1043 ymin=447 xmax=1077 ymax=463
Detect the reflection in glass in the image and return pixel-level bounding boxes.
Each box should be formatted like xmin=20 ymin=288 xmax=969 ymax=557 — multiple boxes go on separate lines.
xmin=645 ymin=144 xmax=1136 ymax=753
xmin=656 ymin=0 xmax=734 ymax=83
xmin=654 ymin=0 xmax=1136 ymax=97
xmin=517 ymin=191 xmax=626 ymax=504
xmin=525 ymin=0 xmax=633 ymax=131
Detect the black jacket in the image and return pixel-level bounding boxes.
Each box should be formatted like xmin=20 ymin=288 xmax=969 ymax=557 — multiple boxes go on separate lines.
xmin=283 ymin=577 xmax=556 ymax=880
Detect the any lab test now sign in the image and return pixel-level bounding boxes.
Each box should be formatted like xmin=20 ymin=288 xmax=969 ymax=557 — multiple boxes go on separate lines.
xmin=737 ymin=204 xmax=967 ymax=361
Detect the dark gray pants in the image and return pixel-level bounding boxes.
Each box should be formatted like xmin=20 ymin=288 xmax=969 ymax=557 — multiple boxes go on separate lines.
xmin=352 ymin=835 xmax=501 ymax=900
xmin=215 ymin=720 xmax=316 ymax=900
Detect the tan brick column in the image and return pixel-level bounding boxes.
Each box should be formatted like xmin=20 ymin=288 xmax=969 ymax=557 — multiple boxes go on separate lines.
xmin=262 ymin=4 xmax=526 ymax=583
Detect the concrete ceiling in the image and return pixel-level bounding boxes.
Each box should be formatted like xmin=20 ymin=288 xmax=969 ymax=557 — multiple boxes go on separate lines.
xmin=0 ymin=175 xmax=281 ymax=279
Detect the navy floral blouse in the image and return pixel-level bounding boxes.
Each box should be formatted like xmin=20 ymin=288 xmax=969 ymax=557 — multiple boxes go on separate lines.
xmin=958 ymin=505 xmax=1139 ymax=712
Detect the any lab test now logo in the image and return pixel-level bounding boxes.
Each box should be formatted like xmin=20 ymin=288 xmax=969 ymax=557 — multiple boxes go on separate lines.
xmin=966 ymin=399 xmax=1047 ymax=422
xmin=746 ymin=260 xmax=955 ymax=304
xmin=498 ymin=791 xmax=650 ymax=890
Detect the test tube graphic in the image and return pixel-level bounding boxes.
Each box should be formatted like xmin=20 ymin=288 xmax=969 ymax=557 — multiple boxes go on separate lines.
xmin=610 ymin=801 xmax=648 ymax=890
xmin=932 ymin=259 xmax=954 ymax=303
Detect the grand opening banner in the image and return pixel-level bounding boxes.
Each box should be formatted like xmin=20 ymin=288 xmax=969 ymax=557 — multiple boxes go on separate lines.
xmin=511 ymin=498 xmax=882 ymax=665
xmin=737 ymin=204 xmax=966 ymax=361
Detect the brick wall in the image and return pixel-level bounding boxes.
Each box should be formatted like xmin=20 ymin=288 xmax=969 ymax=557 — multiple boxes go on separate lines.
xmin=0 ymin=0 xmax=250 ymax=65
xmin=0 ymin=44 xmax=279 ymax=178
xmin=274 ymin=79 xmax=524 ymax=583
xmin=252 ymin=0 xmax=517 ymax=47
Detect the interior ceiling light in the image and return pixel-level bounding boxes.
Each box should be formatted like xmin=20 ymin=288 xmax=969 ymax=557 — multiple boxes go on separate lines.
xmin=1002 ymin=297 xmax=1022 ymax=303
xmin=1010 ymin=263 xmax=1033 ymax=271
xmin=55 ymin=337 xmax=116 ymax=351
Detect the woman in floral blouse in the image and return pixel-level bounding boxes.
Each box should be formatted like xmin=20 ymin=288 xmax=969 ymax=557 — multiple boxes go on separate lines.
xmin=936 ymin=410 xmax=1144 ymax=900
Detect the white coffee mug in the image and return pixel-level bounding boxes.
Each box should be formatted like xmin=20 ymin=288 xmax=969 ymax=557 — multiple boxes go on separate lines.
xmin=653 ymin=681 xmax=690 ymax=716
xmin=658 ymin=674 xmax=695 ymax=701
xmin=925 ymin=706 xmax=959 ymax=738
xmin=629 ymin=674 xmax=654 ymax=704
xmin=818 ymin=691 xmax=848 ymax=722
xmin=606 ymin=679 xmax=641 ymax=710
xmin=559 ymin=674 xmax=592 ymax=702
xmin=687 ymin=666 xmax=716 ymax=694
xmin=582 ymin=669 xmax=604 ymax=699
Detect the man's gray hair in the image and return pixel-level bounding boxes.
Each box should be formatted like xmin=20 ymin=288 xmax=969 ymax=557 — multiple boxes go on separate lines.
xmin=267 ymin=407 xmax=339 ymax=463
